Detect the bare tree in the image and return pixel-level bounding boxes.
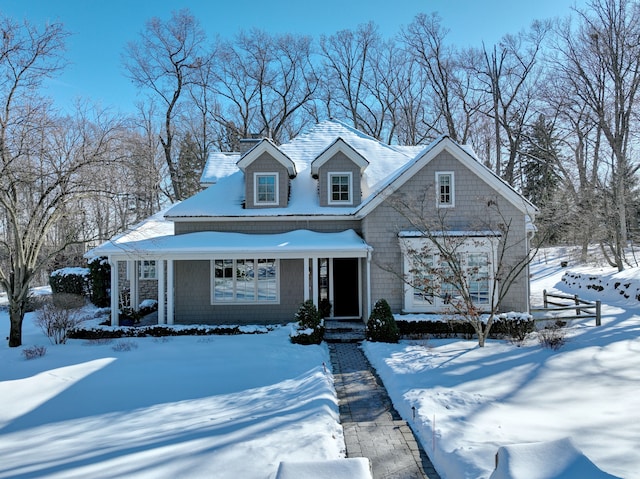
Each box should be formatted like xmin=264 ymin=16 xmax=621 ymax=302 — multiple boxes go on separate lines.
xmin=401 ymin=13 xmax=465 ymax=142
xmin=552 ymin=0 xmax=640 ymax=270
xmin=392 ymin=195 xmax=537 ymax=348
xmin=123 ymin=9 xmax=209 ymax=201
xmin=0 ymin=16 xmax=68 ymax=347
xmin=210 ymin=29 xmax=318 ymax=144
xmin=472 ymin=21 xmax=550 ymax=185
xmin=0 ymin=15 xmax=128 ymax=346
xmin=319 ymin=22 xmax=383 ymax=137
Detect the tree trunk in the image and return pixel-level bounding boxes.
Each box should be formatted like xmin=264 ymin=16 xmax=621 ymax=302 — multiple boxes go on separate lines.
xmin=8 ymin=301 xmax=26 ymax=348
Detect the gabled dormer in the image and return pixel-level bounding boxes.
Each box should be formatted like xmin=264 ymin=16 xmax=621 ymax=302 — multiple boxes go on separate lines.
xmin=311 ymin=137 xmax=369 ymax=207
xmin=236 ymin=139 xmax=297 ymax=209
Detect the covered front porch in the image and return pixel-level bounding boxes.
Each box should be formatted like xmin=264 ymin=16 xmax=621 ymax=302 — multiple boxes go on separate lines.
xmin=89 ymin=229 xmax=373 ymax=327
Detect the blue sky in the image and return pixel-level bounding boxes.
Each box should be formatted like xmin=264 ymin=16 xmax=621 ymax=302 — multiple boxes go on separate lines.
xmin=2 ymin=0 xmax=585 ymax=114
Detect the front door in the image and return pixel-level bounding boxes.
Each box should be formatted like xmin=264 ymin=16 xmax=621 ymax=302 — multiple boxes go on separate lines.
xmin=332 ymin=258 xmax=360 ymax=317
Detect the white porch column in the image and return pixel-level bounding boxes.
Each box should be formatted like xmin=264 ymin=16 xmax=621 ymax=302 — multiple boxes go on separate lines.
xmin=157 ymin=259 xmax=165 ymax=325
xmin=109 ymin=260 xmax=119 ymax=327
xmin=366 ymin=251 xmax=372 ymax=320
xmin=167 ymin=259 xmax=174 ymax=325
xmin=303 ymin=257 xmax=310 ymax=301
xmin=127 ymin=260 xmax=139 ymax=310
xmin=311 ymin=257 xmax=319 ymax=308
xmin=329 ymin=259 xmax=335 ymax=315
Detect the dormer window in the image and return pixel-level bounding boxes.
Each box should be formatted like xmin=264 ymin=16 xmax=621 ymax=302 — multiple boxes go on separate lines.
xmin=254 ymin=173 xmax=279 ymax=205
xmin=436 ymin=171 xmax=455 ymax=208
xmin=328 ymin=172 xmax=352 ymax=205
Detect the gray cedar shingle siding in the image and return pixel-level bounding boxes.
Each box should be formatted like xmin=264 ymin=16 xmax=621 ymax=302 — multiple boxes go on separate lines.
xmin=171 ymin=148 xmax=531 ymax=321
xmin=174 ymin=219 xmax=362 ymax=235
xmin=174 ymin=258 xmax=304 ymax=325
xmin=362 ymin=150 xmax=531 ymax=313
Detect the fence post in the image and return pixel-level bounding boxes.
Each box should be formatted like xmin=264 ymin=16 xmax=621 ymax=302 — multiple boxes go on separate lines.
xmin=543 ymin=289 xmax=548 ymax=308
xmin=596 ymin=301 xmax=601 ymax=326
xmin=574 ymin=294 xmax=580 ymax=316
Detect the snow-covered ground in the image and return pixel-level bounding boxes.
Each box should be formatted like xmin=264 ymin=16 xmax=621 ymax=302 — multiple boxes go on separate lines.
xmin=364 ymin=247 xmax=638 ymax=479
xmin=0 ymin=317 xmax=344 ymax=478
xmin=1 ymin=246 xmax=638 ymax=478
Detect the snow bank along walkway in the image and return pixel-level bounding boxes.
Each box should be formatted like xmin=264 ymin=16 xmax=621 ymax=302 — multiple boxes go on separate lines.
xmin=328 ymin=343 xmax=441 ymax=479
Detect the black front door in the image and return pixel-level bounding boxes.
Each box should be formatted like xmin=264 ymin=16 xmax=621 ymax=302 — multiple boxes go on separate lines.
xmin=332 ymin=258 xmax=359 ymax=317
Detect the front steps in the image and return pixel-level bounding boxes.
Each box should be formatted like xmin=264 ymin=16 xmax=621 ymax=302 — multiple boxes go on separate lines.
xmin=324 ymin=319 xmax=366 ymax=343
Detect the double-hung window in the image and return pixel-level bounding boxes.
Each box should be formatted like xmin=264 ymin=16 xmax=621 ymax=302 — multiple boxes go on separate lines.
xmin=254 ymin=173 xmax=279 ymax=205
xmin=212 ymin=258 xmax=278 ymax=304
xmin=436 ymin=172 xmax=455 ymax=208
xmin=328 ymin=172 xmax=352 ymax=204
xmin=139 ymin=260 xmax=157 ymax=280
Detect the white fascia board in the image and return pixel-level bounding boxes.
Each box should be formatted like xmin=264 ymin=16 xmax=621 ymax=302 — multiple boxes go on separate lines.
xmin=236 ymin=139 xmax=297 ymax=177
xmin=310 ymin=137 xmax=370 ymax=176
xmin=104 ymin=230 xmax=372 ymax=262
xmin=399 ymin=230 xmax=502 ymax=238
xmin=167 ymin=214 xmax=358 ymax=222
xmin=110 ymin=249 xmax=370 ymax=261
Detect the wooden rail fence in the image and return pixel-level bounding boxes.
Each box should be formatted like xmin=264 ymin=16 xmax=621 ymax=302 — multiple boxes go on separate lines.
xmin=530 ymin=290 xmax=601 ymax=326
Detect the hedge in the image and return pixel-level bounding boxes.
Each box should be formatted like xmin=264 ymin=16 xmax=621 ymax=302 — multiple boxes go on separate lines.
xmin=395 ymin=315 xmax=534 ymax=340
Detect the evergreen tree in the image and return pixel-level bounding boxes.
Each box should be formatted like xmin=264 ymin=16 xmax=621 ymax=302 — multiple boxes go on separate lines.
xmin=177 ymin=133 xmax=206 ymax=199
xmin=520 ymin=115 xmax=564 ymax=244
xmin=521 ymin=115 xmax=560 ymax=208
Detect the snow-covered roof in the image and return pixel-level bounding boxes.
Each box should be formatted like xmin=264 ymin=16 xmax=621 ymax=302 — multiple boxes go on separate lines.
xmin=84 ymin=206 xmax=176 ymax=260
xmin=167 ymin=120 xmax=419 ymax=219
xmin=168 ymin=119 xmax=537 ymax=221
xmin=88 ymin=229 xmax=371 ymax=260
xmin=200 ymin=152 xmax=240 ymax=185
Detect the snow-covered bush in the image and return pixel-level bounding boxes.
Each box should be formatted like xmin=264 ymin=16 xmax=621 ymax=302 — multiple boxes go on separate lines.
xmin=367 ymin=299 xmax=400 ymax=343
xmin=138 ymin=299 xmax=158 ymax=316
xmin=49 ymin=267 xmax=90 ymax=298
xmin=290 ymin=300 xmax=324 ymax=345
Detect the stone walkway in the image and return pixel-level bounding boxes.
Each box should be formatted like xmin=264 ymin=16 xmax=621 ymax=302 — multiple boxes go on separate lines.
xmin=328 ymin=343 xmax=441 ymax=479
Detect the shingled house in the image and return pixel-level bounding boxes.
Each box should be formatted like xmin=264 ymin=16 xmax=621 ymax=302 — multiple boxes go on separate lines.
xmin=88 ymin=120 xmax=537 ymax=326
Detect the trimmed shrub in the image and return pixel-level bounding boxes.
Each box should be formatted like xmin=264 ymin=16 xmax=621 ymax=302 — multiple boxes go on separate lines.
xmin=49 ymin=267 xmax=89 ymax=297
xmin=367 ymin=299 xmax=400 ymax=343
xmin=290 ymin=299 xmax=325 ymax=345
xmin=68 ymin=324 xmax=271 ymax=340
xmin=88 ymin=257 xmax=110 ymax=307
xmin=395 ymin=315 xmax=535 ymax=341
xmin=491 ymin=315 xmax=535 ymax=343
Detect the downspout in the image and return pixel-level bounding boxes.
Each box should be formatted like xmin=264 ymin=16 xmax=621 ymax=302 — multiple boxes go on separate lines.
xmin=109 ymin=258 xmax=119 ymax=327
xmin=366 ymin=249 xmax=372 ymax=322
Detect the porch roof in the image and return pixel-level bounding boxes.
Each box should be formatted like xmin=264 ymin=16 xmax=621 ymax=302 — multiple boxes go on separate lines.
xmin=91 ymin=229 xmax=372 ymax=261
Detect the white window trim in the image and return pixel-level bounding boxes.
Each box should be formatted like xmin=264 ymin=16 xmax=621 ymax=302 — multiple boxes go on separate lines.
xmin=400 ymin=235 xmax=498 ymax=313
xmin=254 ymin=172 xmax=279 ymax=206
xmin=328 ymin=171 xmax=353 ymax=205
xmin=436 ymin=171 xmax=455 ymax=208
xmin=139 ymin=260 xmax=158 ymax=280
xmin=210 ymin=258 xmax=280 ymax=305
